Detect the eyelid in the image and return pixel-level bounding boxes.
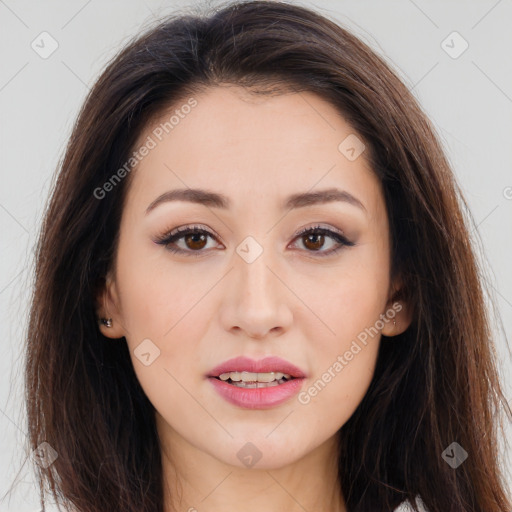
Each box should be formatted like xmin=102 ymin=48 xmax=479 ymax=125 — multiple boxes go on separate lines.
xmin=289 ymin=223 xmax=355 ymax=257
xmin=292 ymin=223 xmax=352 ymax=245
xmin=158 ymin=224 xmax=221 ymax=242
xmin=153 ymin=224 xmax=223 ymax=257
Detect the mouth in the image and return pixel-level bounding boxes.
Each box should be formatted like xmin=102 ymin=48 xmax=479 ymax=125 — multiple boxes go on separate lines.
xmin=207 ymin=355 xmax=307 ymax=388
xmin=207 ymin=356 xmax=306 ymax=409
xmin=211 ymin=371 xmax=297 ymax=388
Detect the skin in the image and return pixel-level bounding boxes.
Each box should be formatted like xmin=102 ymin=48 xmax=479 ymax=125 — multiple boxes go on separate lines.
xmin=97 ymin=85 xmax=412 ymax=512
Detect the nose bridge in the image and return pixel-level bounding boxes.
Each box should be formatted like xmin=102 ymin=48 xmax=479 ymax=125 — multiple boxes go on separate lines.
xmin=221 ymin=235 xmax=293 ymax=338
xmin=235 ymin=237 xmax=279 ymax=306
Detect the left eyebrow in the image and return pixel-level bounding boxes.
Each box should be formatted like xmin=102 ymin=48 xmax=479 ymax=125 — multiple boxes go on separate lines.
xmin=284 ymin=188 xmax=366 ymax=213
xmin=145 ymin=187 xmax=366 ymax=215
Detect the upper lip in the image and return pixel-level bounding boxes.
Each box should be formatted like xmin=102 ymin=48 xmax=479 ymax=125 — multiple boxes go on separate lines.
xmin=208 ymin=356 xmax=307 ymax=378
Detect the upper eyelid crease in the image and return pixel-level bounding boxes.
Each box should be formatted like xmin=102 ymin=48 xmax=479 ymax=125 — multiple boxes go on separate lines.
xmin=144 ymin=187 xmax=367 ymax=215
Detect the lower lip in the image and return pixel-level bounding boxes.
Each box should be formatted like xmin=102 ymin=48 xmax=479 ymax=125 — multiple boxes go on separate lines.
xmin=208 ymin=377 xmax=305 ymax=409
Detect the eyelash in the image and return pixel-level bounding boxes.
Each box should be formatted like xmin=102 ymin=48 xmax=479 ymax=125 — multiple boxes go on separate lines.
xmin=153 ymin=224 xmax=355 ymax=258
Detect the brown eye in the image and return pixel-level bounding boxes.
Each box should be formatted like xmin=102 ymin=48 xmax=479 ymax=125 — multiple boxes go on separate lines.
xmin=302 ymin=232 xmax=326 ymax=251
xmin=183 ymin=232 xmax=208 ymax=250
xmin=292 ymin=225 xmax=355 ymax=257
xmin=154 ymin=225 xmax=221 ymax=257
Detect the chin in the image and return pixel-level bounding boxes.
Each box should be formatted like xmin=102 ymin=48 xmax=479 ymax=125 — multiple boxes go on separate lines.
xmin=213 ymin=434 xmax=308 ymax=470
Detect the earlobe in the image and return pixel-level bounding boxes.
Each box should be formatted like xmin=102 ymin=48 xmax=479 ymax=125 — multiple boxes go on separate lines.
xmin=380 ymin=300 xmax=412 ymax=337
xmin=95 ymin=274 xmax=125 ymax=339
xmin=97 ymin=316 xmax=125 ymax=339
xmin=381 ymin=279 xmax=414 ymax=337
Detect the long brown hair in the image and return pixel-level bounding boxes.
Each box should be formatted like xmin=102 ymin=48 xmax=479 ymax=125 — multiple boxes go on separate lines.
xmin=15 ymin=1 xmax=512 ymax=511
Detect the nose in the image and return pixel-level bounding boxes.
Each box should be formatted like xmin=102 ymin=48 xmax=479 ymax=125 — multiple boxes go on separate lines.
xmin=219 ymin=245 xmax=293 ymax=339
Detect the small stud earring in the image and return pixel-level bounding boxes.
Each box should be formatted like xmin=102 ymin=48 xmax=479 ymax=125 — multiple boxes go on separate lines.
xmin=100 ymin=318 xmax=113 ymax=328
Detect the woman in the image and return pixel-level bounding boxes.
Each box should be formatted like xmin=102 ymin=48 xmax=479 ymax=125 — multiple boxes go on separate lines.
xmin=21 ymin=1 xmax=511 ymax=511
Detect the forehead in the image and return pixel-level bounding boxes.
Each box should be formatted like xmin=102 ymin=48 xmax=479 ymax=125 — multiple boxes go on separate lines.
xmin=126 ymin=85 xmax=382 ymax=215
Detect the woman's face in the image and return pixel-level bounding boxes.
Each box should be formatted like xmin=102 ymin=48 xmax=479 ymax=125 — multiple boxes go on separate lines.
xmin=99 ymin=85 xmax=409 ymax=470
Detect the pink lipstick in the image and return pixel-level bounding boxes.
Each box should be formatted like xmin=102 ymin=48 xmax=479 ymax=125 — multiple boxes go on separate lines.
xmin=207 ymin=356 xmax=306 ymax=410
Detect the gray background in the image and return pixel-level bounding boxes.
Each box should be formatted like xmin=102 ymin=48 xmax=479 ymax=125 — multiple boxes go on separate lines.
xmin=1 ymin=1 xmax=511 ymax=510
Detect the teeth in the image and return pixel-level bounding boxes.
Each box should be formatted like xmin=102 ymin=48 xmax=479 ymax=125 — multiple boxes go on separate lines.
xmin=255 ymin=372 xmax=282 ymax=383
xmin=218 ymin=371 xmax=291 ymax=382
xmin=231 ymin=380 xmax=281 ymax=388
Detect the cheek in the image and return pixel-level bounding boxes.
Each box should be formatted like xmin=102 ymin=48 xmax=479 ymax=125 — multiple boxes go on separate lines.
xmin=294 ymin=248 xmax=389 ymax=420
xmin=297 ymin=345 xmax=378 ymax=437
xmin=115 ymin=258 xmax=209 ymax=420
xmin=300 ymin=244 xmax=390 ymax=351
xmin=115 ymin=230 xmax=209 ymax=338
xmin=113 ymin=241 xmax=216 ymax=410
xmin=297 ymin=277 xmax=385 ymax=428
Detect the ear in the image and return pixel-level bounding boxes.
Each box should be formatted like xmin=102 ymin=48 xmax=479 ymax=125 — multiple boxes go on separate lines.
xmin=380 ymin=276 xmax=413 ymax=337
xmin=95 ymin=272 xmax=125 ymax=339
